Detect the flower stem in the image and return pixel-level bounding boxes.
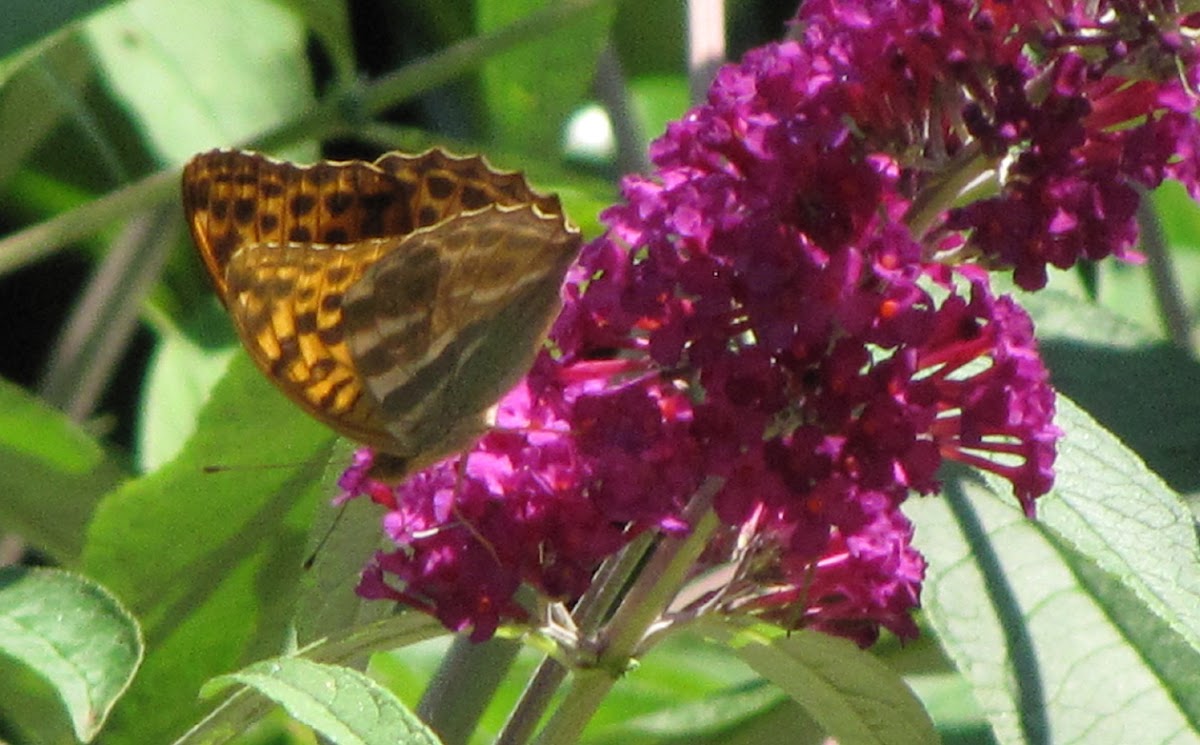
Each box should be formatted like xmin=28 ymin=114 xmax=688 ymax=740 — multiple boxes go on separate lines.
xmin=418 ymin=635 xmax=520 ymax=745
xmin=1138 ymin=193 xmax=1194 ymax=352
xmin=533 ymin=480 xmax=723 ymax=744
xmin=904 ymin=142 xmax=994 ymax=238
xmin=574 ymin=530 xmax=656 ymax=633
xmin=600 ymin=482 xmax=721 ymax=661
xmin=495 ymin=531 xmax=654 ymax=745
xmin=494 ymin=657 xmax=567 ymax=745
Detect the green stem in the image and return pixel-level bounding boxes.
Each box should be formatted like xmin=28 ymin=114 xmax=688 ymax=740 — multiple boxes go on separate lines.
xmin=358 ymin=0 xmax=611 ymax=120
xmin=494 ymin=657 xmax=567 ymax=745
xmin=533 ymin=481 xmax=723 ymax=745
xmin=39 ymin=206 xmax=179 ymax=420
xmin=0 ymin=167 xmax=177 ymax=277
xmin=904 ymin=142 xmax=994 ymax=239
xmin=532 ymin=667 xmax=612 ymax=745
xmin=1137 ymin=194 xmax=1194 ymax=352
xmin=573 ymin=530 xmax=655 ymax=634
xmin=598 ymin=483 xmax=721 ymax=665
xmin=418 ymin=636 xmax=521 ymax=745
xmin=495 ymin=531 xmax=655 ymax=745
xmin=593 ymin=44 xmax=649 ymax=175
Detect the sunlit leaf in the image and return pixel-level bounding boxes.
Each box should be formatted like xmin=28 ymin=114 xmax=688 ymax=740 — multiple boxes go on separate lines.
xmin=911 ymin=397 xmax=1200 ymax=743
xmin=203 ymin=658 xmax=442 ymax=745
xmin=0 ymin=567 xmax=142 ymax=742
xmin=700 ymin=621 xmax=937 ymax=745
xmin=83 ymin=0 xmax=315 ymax=163
xmin=81 ymin=354 xmax=340 ymax=744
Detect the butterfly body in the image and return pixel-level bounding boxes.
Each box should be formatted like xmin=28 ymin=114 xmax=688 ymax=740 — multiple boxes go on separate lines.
xmin=183 ymin=149 xmax=581 ymax=479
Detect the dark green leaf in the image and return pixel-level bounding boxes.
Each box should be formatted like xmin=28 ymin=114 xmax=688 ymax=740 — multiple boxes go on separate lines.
xmin=1022 ymin=288 xmax=1200 ymax=492
xmin=295 ymin=480 xmax=396 ymax=645
xmin=0 ymin=34 xmax=95 ymax=189
xmin=0 ymin=0 xmax=114 ymax=61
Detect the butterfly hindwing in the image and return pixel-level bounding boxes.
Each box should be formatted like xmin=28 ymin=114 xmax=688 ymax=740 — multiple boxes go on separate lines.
xmin=342 ymin=204 xmax=580 ymax=467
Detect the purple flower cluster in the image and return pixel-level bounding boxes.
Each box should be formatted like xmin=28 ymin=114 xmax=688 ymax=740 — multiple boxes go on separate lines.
xmin=790 ymin=0 xmax=1200 ymax=289
xmin=343 ymin=2 xmax=1198 ymax=644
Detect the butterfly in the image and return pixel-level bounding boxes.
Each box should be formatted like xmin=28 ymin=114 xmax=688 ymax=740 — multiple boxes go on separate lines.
xmin=181 ymin=148 xmax=581 ymax=481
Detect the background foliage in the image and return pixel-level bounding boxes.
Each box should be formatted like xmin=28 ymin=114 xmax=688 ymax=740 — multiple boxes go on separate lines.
xmin=2 ymin=1 xmax=1200 ymax=744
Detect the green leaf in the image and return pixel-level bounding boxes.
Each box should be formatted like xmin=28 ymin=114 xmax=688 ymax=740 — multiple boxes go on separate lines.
xmin=909 ymin=396 xmax=1200 ymax=744
xmin=80 ymin=353 xmax=343 ymax=744
xmin=1020 ymin=288 xmax=1200 ymax=491
xmin=0 ymin=566 xmax=143 ymax=742
xmin=179 ymin=615 xmax=446 ymax=744
xmin=628 ymin=74 xmax=689 ymax=147
xmin=597 ymin=690 xmax=839 ymax=745
xmin=587 ymin=680 xmax=786 ymax=744
xmin=306 ymin=614 xmax=449 ymax=668
xmin=1041 ymin=399 xmax=1200 ymax=658
xmin=1038 ymin=247 xmax=1200 ymax=351
xmin=583 ymin=631 xmax=786 ymax=743
xmin=477 ymin=0 xmax=617 ymax=156
xmin=1154 ymin=180 xmax=1200 ymax=255
xmin=0 ymin=377 xmax=126 ymax=564
xmin=700 ymin=621 xmax=939 ymax=745
xmin=137 ymin=320 xmax=235 ymax=472
xmin=203 ymin=657 xmax=442 ymax=745
xmin=83 ymin=0 xmax=316 ymax=163
xmin=610 ymin=2 xmax=685 ymax=77
xmin=295 ymin=479 xmax=396 ymax=645
xmin=872 ymin=631 xmax=993 ymax=739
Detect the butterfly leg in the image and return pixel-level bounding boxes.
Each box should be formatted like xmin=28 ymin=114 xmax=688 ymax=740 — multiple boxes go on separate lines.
xmin=449 ymin=453 xmax=502 ymax=565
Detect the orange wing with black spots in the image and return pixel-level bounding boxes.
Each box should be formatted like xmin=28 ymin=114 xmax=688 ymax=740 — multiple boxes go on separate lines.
xmin=182 ymin=149 xmax=581 ymax=479
xmin=182 ymin=148 xmax=568 ymax=298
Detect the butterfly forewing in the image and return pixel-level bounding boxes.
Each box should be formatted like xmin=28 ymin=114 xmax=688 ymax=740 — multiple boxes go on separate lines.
xmin=373 ymin=151 xmax=568 ymax=227
xmin=185 ymin=152 xmax=402 ymax=296
xmin=182 ymin=148 xmax=581 ymax=479
xmin=182 ymin=149 xmax=568 ymax=297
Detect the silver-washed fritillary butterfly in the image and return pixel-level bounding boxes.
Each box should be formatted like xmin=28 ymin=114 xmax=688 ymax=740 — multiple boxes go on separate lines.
xmin=181 ymin=148 xmax=581 ymax=480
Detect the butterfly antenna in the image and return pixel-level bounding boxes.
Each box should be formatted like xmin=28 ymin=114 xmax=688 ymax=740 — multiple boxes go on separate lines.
xmin=202 ymin=460 xmax=318 ymax=474
xmin=304 ymin=501 xmax=350 ymax=570
xmin=450 ymin=454 xmax=501 ymax=565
